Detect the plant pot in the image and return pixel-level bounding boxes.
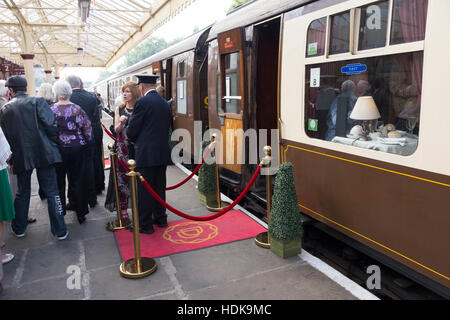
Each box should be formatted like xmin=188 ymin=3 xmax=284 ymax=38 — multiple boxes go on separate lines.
xmin=270 ymin=237 xmax=302 ymax=259
xmin=199 ymin=191 xmax=219 ymax=208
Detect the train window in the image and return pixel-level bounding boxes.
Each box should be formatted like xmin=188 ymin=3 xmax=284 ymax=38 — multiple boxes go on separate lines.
xmin=390 ymin=0 xmax=428 ymax=45
xmin=221 ymin=52 xmax=241 ymax=114
xmin=305 ymin=51 xmax=423 ymax=156
xmin=177 ymin=80 xmax=187 ymax=114
xmin=306 ymin=17 xmax=327 ymax=57
xmin=358 ymin=1 xmax=389 ymax=50
xmin=330 ymin=11 xmax=350 ymax=55
xmin=177 ymin=61 xmax=186 ymax=78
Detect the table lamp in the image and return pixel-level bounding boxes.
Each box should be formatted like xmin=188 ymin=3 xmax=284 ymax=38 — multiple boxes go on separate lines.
xmin=350 ymin=96 xmax=381 ymax=140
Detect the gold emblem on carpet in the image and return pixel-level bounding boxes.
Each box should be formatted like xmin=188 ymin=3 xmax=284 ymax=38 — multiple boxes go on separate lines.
xmin=163 ymin=222 xmax=218 ymax=244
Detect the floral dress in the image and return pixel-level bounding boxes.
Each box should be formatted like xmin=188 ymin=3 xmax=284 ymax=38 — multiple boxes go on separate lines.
xmin=105 ymin=107 xmax=133 ymax=218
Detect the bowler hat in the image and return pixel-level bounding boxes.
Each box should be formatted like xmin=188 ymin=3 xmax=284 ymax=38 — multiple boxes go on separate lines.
xmin=5 ymin=75 xmax=27 ymax=88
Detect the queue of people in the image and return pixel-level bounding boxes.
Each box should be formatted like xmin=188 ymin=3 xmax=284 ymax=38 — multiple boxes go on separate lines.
xmin=0 ymin=75 xmax=106 ymax=294
xmin=0 ymin=72 xmax=173 ymax=294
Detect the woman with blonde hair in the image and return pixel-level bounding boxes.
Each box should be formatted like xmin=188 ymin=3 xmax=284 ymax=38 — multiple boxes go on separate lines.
xmin=37 ymin=83 xmax=55 ymax=105
xmin=105 ymin=82 xmax=141 ymax=218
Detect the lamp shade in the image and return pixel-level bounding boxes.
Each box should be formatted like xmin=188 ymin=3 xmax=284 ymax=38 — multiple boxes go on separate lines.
xmin=350 ymin=96 xmax=381 ymax=120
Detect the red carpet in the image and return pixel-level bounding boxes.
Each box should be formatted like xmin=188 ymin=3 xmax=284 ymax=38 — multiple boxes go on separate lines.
xmin=114 ymin=210 xmax=266 ymax=260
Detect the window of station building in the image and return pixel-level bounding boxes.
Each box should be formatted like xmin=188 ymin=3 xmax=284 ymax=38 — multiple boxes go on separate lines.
xmin=358 ymin=1 xmax=389 ymax=50
xmin=304 ymin=51 xmax=423 ymax=157
xmin=306 ymin=17 xmax=327 ymax=57
xmin=221 ymin=52 xmax=241 ymax=114
xmin=330 ymin=11 xmax=350 ymax=55
xmin=390 ymin=0 xmax=428 ymax=45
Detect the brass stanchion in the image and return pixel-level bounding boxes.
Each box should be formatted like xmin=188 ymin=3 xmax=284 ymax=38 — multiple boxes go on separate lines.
xmin=207 ymin=134 xmax=231 ymax=212
xmin=119 ymin=160 xmax=157 ymax=279
xmin=103 ymin=143 xmax=110 ymax=171
xmin=255 ymin=146 xmax=272 ymax=249
xmin=106 ymin=144 xmax=131 ymax=232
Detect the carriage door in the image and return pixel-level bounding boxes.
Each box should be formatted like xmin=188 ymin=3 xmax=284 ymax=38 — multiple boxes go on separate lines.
xmin=254 ymin=17 xmax=281 ymax=166
xmin=217 ymin=29 xmax=245 ymax=175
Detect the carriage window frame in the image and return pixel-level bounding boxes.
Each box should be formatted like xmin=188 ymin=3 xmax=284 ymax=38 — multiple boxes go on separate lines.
xmin=175 ymin=59 xmax=188 ymax=116
xmin=219 ymin=51 xmax=242 ymax=115
xmin=302 ymin=0 xmax=427 ymax=157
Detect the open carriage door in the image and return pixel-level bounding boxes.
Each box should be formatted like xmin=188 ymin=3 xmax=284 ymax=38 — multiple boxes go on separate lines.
xmin=253 ymin=17 xmax=281 ymax=169
xmin=217 ymin=28 xmax=245 ymax=176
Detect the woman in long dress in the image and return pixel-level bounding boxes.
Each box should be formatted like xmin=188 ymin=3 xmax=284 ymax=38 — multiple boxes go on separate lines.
xmin=105 ymin=82 xmax=141 ymax=219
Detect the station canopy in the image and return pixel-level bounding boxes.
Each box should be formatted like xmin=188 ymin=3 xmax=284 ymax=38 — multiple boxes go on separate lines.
xmin=0 ymin=0 xmax=196 ymax=70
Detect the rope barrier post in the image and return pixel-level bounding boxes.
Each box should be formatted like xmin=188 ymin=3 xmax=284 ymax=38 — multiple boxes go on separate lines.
xmin=119 ymin=160 xmax=157 ymax=279
xmin=255 ymin=146 xmax=272 ymax=249
xmin=106 ymin=144 xmax=131 ymax=232
xmin=207 ymin=134 xmax=231 ymax=212
xmin=102 ymin=142 xmax=110 ymax=170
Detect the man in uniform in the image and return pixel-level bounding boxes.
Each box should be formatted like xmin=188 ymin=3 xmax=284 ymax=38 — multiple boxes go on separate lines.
xmin=127 ymin=74 xmax=171 ymax=234
xmin=0 ymin=76 xmax=68 ymax=240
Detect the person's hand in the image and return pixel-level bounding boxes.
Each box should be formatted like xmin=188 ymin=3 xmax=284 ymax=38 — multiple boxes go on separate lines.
xmin=119 ymin=115 xmax=128 ymax=125
xmin=7 ymin=165 xmax=13 ymax=174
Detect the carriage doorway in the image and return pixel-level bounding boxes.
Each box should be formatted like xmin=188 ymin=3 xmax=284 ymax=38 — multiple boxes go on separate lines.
xmin=254 ymin=18 xmax=280 ymax=163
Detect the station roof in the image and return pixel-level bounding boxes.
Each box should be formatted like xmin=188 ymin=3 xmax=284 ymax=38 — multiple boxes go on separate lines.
xmin=0 ymin=0 xmax=196 ymax=70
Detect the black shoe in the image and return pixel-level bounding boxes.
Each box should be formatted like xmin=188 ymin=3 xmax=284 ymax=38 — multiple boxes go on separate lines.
xmin=155 ymin=220 xmax=168 ymax=228
xmin=140 ymin=228 xmax=155 ymax=235
xmin=89 ymin=200 xmax=97 ymax=208
xmin=129 ymin=226 xmax=154 ymax=234
xmin=77 ymin=215 xmax=87 ymax=225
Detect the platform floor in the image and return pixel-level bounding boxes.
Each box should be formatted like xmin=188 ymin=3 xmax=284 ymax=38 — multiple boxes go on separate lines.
xmin=0 ymin=113 xmax=376 ymax=300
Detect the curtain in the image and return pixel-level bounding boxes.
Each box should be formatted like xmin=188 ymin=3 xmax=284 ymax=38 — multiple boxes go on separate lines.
xmin=398 ymin=0 xmax=427 ymax=103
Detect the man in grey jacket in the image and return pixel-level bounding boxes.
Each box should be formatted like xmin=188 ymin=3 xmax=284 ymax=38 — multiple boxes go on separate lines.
xmin=0 ymin=76 xmax=68 ymax=240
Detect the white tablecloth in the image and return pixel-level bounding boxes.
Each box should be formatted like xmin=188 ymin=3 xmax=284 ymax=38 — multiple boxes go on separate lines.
xmin=332 ymin=134 xmax=418 ymax=156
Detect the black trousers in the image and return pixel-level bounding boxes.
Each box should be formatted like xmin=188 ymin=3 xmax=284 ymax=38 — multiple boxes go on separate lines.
xmin=136 ymin=165 xmax=167 ymax=231
xmin=93 ymin=128 xmax=105 ymax=194
xmin=56 ymin=145 xmax=90 ymax=217
xmin=68 ymin=143 xmax=96 ymax=207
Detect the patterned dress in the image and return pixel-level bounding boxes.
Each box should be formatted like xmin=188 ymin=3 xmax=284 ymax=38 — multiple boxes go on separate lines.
xmin=105 ymin=107 xmax=133 ymax=218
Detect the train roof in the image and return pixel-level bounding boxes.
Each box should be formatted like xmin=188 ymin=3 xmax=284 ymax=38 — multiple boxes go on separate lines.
xmin=108 ymin=26 xmax=212 ymax=82
xmin=207 ymin=0 xmax=317 ymax=41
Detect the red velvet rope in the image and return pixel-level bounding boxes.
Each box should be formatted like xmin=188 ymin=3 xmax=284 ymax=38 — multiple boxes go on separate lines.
xmin=102 ymin=124 xmax=116 ymax=141
xmin=166 ymin=146 xmax=211 ymax=190
xmin=102 ymin=124 xmax=211 ymax=190
xmin=139 ymin=165 xmax=262 ymax=221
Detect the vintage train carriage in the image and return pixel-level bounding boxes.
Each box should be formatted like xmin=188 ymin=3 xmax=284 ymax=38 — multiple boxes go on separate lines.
xmin=206 ymin=0 xmax=449 ymax=296
xmin=279 ymin=0 xmax=449 ymax=296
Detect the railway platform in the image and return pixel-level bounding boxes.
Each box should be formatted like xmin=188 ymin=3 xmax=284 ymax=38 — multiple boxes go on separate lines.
xmin=0 ymin=113 xmax=378 ymax=301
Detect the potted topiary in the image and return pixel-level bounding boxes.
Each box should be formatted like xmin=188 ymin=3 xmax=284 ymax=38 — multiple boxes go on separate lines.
xmin=269 ymin=162 xmax=303 ymax=258
xmin=197 ymin=140 xmax=219 ymax=208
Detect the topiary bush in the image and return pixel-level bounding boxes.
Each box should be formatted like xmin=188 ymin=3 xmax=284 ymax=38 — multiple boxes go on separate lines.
xmin=197 ymin=140 xmax=218 ymax=207
xmin=268 ymin=162 xmax=303 ymax=241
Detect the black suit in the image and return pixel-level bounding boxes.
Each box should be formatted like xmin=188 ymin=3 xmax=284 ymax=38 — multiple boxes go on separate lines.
xmin=127 ymin=90 xmax=172 ymax=230
xmin=70 ymin=88 xmax=105 ymax=199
